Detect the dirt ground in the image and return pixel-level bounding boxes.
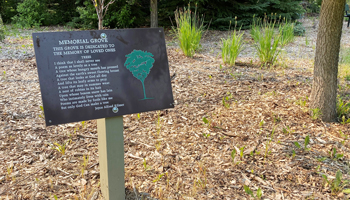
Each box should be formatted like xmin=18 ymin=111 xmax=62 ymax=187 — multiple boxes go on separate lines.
xmin=1 ymin=19 xmax=350 ymax=199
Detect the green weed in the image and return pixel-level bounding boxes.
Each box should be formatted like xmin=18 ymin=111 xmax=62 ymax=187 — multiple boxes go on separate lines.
xmin=153 ymin=173 xmax=164 ymax=182
xmin=282 ymin=126 xmax=294 ymax=134
xmin=39 ymin=105 xmax=45 ymax=118
xmin=320 ymin=170 xmax=350 ymax=195
xmin=337 ymin=96 xmax=350 ymax=122
xmin=244 ymin=185 xmax=262 ymax=199
xmin=49 ymin=139 xmax=71 ymax=155
xmin=329 ymin=148 xmax=343 ymax=160
xmin=202 ymin=132 xmax=210 ymax=138
xmin=174 ymin=4 xmax=204 ymax=57
xmin=202 ymin=116 xmax=211 ymax=128
xmin=143 ymin=158 xmax=151 ymax=171
xmin=81 ymin=155 xmax=89 ymax=177
xmin=310 ymin=108 xmax=322 ymax=120
xmin=294 ymin=135 xmax=310 ymax=151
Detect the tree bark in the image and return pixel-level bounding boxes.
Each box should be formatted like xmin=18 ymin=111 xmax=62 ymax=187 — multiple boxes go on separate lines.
xmin=310 ymin=0 xmax=346 ymax=122
xmin=150 ymin=0 xmax=158 ymax=28
xmin=91 ymin=0 xmax=115 ymax=30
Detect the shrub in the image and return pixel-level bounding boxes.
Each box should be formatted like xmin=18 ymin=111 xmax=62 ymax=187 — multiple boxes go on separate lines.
xmin=293 ymin=24 xmax=306 ymax=36
xmin=250 ymin=16 xmax=282 ymax=66
xmin=221 ymin=21 xmax=244 ymax=66
xmin=11 ymin=0 xmax=50 ymax=28
xmin=104 ymin=3 xmax=136 ymax=28
xmin=174 ymin=4 xmax=204 ymax=57
xmin=67 ymin=0 xmax=98 ymax=29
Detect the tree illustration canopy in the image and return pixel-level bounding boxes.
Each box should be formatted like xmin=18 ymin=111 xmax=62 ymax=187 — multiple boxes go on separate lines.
xmin=124 ymin=50 xmax=155 ymax=83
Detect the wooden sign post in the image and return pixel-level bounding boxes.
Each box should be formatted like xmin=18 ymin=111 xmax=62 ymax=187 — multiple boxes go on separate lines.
xmin=32 ymin=28 xmax=174 ymax=199
xmin=97 ymin=116 xmax=125 ymax=199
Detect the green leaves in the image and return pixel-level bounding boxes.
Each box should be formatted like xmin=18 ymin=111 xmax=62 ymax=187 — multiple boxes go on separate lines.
xmin=231 ymin=149 xmax=236 ymax=163
xmin=202 ymin=117 xmax=209 ymax=125
xmin=244 ymin=185 xmax=263 ymax=199
xmin=244 ymin=185 xmax=254 ymax=197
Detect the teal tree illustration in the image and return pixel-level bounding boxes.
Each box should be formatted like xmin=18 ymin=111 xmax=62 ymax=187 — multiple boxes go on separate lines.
xmin=124 ymin=50 xmax=155 ymax=100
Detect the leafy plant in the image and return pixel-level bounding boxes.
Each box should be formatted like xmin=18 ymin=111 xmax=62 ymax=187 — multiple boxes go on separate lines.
xmin=202 ymin=133 xmax=210 ymax=138
xmin=221 ymin=20 xmax=244 ymax=66
xmin=321 ymin=170 xmax=350 ymax=195
xmin=304 ymin=135 xmax=310 ymax=151
xmin=49 ymin=140 xmax=71 ymax=155
xmin=337 ymin=96 xmax=350 ymax=121
xmin=81 ymin=155 xmax=89 ymax=177
xmin=124 ymin=50 xmax=155 ymax=100
xmin=38 ymin=105 xmax=45 ymax=118
xmin=329 ymin=148 xmax=344 ymax=160
xmin=294 ymin=141 xmax=301 ymax=149
xmin=239 ymin=146 xmax=245 ymax=159
xmin=244 ymin=185 xmax=262 ymax=199
xmin=294 ymin=135 xmax=310 ymax=151
xmin=174 ymin=4 xmax=204 ymax=57
xmin=310 ymin=108 xmax=322 ymax=120
xmin=282 ymin=126 xmax=294 ymax=134
xmin=250 ymin=15 xmax=282 ymax=66
xmin=143 ymin=158 xmax=151 ymax=171
xmin=259 ymin=120 xmax=264 ymax=128
xmin=230 ymin=149 xmax=241 ymax=165
xmin=202 ymin=116 xmax=211 ymax=128
xmin=153 ymin=173 xmax=164 ymax=182
xmin=222 ymin=92 xmax=233 ymax=109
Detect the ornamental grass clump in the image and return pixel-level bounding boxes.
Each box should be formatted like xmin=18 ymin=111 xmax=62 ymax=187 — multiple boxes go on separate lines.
xmin=221 ymin=20 xmax=244 ymax=66
xmin=174 ymin=4 xmax=204 ymax=57
xmin=250 ymin=15 xmax=282 ymax=66
xmin=279 ymin=19 xmax=295 ymax=47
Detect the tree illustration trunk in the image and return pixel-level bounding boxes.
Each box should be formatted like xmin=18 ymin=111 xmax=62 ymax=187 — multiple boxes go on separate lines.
xmin=141 ymin=80 xmax=147 ymax=99
xmin=150 ymin=0 xmax=158 ymax=28
xmin=310 ymin=0 xmax=346 ymax=122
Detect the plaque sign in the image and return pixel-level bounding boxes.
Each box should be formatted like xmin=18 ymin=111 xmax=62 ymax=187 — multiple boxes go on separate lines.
xmin=33 ymin=28 xmax=174 ymax=126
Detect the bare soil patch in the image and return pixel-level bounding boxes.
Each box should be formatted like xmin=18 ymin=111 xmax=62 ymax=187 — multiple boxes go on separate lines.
xmin=1 ymin=19 xmax=350 ymax=199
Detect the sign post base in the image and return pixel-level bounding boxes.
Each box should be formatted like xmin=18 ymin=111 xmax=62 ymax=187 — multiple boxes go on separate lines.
xmin=97 ymin=116 xmax=125 ymax=200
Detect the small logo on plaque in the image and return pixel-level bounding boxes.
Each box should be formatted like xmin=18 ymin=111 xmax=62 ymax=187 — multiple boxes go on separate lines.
xmin=112 ymin=106 xmax=119 ymax=113
xmin=101 ymin=33 xmax=107 ymax=39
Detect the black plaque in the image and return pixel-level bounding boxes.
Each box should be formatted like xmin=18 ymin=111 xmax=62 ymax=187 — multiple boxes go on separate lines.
xmin=33 ymin=28 xmax=174 ymax=126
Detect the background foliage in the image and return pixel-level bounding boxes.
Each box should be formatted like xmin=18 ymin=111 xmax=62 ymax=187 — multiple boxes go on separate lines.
xmin=0 ymin=0 xmax=318 ymax=29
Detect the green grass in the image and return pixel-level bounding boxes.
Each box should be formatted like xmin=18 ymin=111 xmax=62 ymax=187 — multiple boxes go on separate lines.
xmin=221 ymin=22 xmax=244 ymax=66
xmin=250 ymin=17 xmax=281 ymax=66
xmin=174 ymin=4 xmax=204 ymax=58
xmin=279 ymin=20 xmax=294 ymax=47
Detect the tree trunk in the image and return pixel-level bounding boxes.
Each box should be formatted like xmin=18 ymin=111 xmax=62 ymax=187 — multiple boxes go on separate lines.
xmin=98 ymin=17 xmax=103 ymax=30
xmin=310 ymin=0 xmax=346 ymax=122
xmin=150 ymin=0 xmax=158 ymax=28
